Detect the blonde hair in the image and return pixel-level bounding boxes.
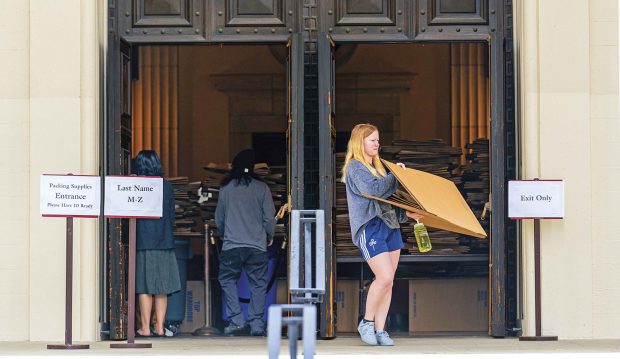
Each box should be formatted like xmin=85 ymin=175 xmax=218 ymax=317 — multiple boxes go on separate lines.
xmin=341 ymin=123 xmax=387 ymax=183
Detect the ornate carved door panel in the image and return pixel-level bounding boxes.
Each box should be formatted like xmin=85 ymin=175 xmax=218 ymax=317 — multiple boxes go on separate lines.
xmin=415 ymin=0 xmax=492 ymax=41
xmin=210 ymin=0 xmax=298 ymax=42
xmin=119 ymin=0 xmax=206 ymax=42
xmin=318 ymin=0 xmax=493 ymax=42
xmin=118 ymin=0 xmax=297 ymax=42
xmin=117 ymin=1 xmax=495 ymax=43
xmin=320 ymin=0 xmax=411 ymax=41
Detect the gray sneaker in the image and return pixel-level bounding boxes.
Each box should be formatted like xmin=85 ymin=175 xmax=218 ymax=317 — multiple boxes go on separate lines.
xmin=375 ymin=330 xmax=394 ymax=346
xmin=250 ymin=325 xmax=265 ymax=336
xmin=357 ymin=320 xmax=378 ymax=345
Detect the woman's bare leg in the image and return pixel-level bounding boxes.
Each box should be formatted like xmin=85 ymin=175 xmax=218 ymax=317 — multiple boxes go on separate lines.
xmin=365 ymin=252 xmax=396 ymax=330
xmin=153 ymin=295 xmax=168 ymax=335
xmin=388 ymin=249 xmax=401 ymax=272
xmin=370 ymin=250 xmax=400 ymax=330
xmin=138 ymin=294 xmax=153 ymax=335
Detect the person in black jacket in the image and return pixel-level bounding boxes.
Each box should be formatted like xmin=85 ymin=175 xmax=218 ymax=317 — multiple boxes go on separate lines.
xmin=133 ymin=150 xmax=180 ymax=337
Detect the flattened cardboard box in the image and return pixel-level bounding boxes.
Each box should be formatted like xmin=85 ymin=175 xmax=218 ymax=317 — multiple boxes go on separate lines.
xmin=366 ymin=160 xmax=487 ymax=238
xmin=409 ymin=278 xmax=488 ymax=332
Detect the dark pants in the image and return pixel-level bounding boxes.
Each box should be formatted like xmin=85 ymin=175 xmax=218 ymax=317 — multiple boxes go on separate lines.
xmin=218 ymin=247 xmax=269 ymax=328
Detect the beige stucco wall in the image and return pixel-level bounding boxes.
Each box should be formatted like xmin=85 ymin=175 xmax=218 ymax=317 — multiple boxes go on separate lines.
xmin=0 ymin=0 xmax=101 ymax=341
xmin=589 ymin=0 xmax=620 ymax=339
xmin=0 ymin=0 xmax=30 ymax=342
xmin=516 ymin=0 xmax=619 ymax=339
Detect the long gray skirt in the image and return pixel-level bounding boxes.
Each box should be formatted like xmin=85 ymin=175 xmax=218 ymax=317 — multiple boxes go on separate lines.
xmin=136 ymin=249 xmax=181 ymax=295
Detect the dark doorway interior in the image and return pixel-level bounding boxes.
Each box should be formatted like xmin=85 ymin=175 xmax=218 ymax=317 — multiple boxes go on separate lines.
xmin=107 ymin=43 xmax=291 ymax=337
xmin=332 ymin=42 xmax=491 ymax=335
xmin=253 ymin=133 xmax=287 ymax=166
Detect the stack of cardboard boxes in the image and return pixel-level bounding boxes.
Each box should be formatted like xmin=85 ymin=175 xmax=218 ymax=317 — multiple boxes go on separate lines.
xmin=180 ymin=278 xmax=487 ymax=334
xmin=334 ymin=278 xmax=488 ymax=334
xmin=408 ymin=278 xmax=488 ymax=333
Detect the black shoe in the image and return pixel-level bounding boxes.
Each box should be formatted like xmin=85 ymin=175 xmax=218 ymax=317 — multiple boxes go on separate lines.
xmin=149 ymin=325 xmax=164 ymax=337
xmin=135 ymin=330 xmax=150 ymax=338
xmin=224 ymin=322 xmax=247 ymax=336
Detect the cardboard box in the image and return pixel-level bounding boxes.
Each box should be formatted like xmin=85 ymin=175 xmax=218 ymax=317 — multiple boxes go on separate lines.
xmin=409 ymin=278 xmax=488 ymax=333
xmin=179 ymin=280 xmax=205 ymax=333
xmin=367 ymin=160 xmax=487 ymax=238
xmin=335 ymin=280 xmax=360 ymax=333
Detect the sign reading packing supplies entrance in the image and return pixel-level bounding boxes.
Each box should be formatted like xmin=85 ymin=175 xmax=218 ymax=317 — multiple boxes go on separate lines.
xmin=508 ymin=180 xmax=564 ymax=219
xmin=104 ymin=176 xmax=163 ymax=218
xmin=40 ymin=175 xmax=101 ymax=217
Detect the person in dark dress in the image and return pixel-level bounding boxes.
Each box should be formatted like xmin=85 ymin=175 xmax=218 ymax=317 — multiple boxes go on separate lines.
xmin=133 ymin=150 xmax=180 ymax=337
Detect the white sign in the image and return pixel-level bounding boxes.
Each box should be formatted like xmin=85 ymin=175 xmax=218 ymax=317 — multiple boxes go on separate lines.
xmin=104 ymin=176 xmax=163 ymax=218
xmin=40 ymin=175 xmax=101 ymax=217
xmin=508 ymin=180 xmax=564 ymax=219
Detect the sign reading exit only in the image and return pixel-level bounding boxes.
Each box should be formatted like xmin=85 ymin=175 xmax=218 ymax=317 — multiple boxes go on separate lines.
xmin=508 ymin=180 xmax=565 ymax=219
xmin=104 ymin=176 xmax=163 ymax=218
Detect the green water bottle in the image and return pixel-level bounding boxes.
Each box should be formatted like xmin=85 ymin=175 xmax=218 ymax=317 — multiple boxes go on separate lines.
xmin=413 ymin=220 xmax=432 ymax=253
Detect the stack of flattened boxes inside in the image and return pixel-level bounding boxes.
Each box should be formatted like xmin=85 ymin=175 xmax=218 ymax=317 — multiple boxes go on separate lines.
xmin=334 ymin=138 xmax=490 ymax=334
xmin=335 ymin=138 xmax=489 ymax=257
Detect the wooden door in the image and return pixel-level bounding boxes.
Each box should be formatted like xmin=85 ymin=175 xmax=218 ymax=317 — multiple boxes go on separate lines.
xmin=318 ymin=33 xmax=336 ymax=338
xmin=288 ymin=33 xmax=304 ymax=210
xmin=104 ymin=34 xmax=133 ymax=339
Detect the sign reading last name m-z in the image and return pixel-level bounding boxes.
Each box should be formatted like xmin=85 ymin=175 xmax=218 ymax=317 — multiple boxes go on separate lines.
xmin=104 ymin=176 xmax=163 ymax=218
xmin=40 ymin=175 xmax=101 ymax=217
xmin=508 ymin=180 xmax=564 ymax=219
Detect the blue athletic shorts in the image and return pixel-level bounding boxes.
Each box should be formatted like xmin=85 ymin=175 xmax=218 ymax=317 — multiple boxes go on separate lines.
xmin=358 ymin=217 xmax=404 ymax=261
